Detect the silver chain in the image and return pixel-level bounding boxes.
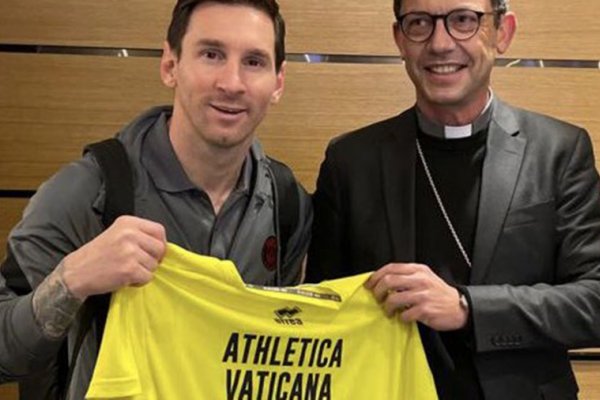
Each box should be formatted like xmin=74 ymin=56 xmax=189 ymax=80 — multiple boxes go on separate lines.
xmin=416 ymin=139 xmax=472 ymax=268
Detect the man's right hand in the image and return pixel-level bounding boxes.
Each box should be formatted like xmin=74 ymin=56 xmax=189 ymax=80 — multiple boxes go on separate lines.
xmin=61 ymin=215 xmax=167 ymax=300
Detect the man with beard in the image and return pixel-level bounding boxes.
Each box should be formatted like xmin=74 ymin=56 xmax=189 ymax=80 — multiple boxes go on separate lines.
xmin=0 ymin=1 xmax=311 ymax=398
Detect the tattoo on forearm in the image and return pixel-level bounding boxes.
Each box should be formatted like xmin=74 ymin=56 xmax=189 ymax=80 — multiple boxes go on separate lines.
xmin=32 ymin=261 xmax=83 ymax=339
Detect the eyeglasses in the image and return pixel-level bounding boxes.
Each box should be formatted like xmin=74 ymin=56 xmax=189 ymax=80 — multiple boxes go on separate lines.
xmin=397 ymin=9 xmax=497 ymax=43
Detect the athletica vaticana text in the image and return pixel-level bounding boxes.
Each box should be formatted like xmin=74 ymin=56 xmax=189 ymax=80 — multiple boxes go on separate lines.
xmin=222 ymin=332 xmax=343 ymax=400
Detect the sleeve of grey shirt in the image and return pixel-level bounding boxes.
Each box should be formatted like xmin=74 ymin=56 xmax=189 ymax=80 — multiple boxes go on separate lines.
xmin=0 ymin=155 xmax=104 ymax=380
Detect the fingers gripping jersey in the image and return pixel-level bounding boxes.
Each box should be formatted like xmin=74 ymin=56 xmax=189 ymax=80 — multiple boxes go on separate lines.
xmin=86 ymin=244 xmax=438 ymax=400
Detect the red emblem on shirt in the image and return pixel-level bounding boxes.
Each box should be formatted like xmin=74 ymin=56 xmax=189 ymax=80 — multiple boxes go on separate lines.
xmin=262 ymin=236 xmax=278 ymax=271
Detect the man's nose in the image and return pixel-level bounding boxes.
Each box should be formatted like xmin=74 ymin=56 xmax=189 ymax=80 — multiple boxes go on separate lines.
xmin=216 ymin=60 xmax=245 ymax=94
xmin=429 ymin=19 xmax=456 ymax=53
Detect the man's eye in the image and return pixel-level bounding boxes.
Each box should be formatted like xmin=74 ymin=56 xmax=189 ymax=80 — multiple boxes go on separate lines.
xmin=246 ymin=58 xmax=266 ymax=68
xmin=409 ymin=17 xmax=430 ymax=28
xmin=201 ymin=50 xmax=222 ymax=60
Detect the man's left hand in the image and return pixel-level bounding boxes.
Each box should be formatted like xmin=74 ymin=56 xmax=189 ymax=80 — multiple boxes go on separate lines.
xmin=365 ymin=262 xmax=468 ymax=331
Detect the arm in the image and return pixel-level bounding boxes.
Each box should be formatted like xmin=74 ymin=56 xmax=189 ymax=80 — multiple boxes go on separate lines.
xmin=470 ymin=129 xmax=600 ymax=351
xmin=0 ymin=159 xmax=102 ymax=380
xmin=0 ymin=157 xmax=166 ymax=380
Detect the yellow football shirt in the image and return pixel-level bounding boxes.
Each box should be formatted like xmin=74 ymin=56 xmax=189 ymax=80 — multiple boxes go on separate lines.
xmin=86 ymin=243 xmax=438 ymax=400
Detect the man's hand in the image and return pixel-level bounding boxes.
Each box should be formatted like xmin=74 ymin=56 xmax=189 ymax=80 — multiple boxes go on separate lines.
xmin=365 ymin=262 xmax=468 ymax=331
xmin=62 ymin=215 xmax=167 ymax=300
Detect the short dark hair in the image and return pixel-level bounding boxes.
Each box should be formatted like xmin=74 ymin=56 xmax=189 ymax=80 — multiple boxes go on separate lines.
xmin=393 ymin=0 xmax=509 ymax=26
xmin=166 ymin=0 xmax=286 ymax=72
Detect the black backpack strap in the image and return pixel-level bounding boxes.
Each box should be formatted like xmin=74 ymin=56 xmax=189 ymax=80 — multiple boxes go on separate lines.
xmin=62 ymin=138 xmax=135 ymax=398
xmin=0 ymin=249 xmax=32 ymax=295
xmin=83 ymin=137 xmax=134 ymax=337
xmin=85 ymin=138 xmax=135 ymax=227
xmin=268 ymin=157 xmax=300 ymax=284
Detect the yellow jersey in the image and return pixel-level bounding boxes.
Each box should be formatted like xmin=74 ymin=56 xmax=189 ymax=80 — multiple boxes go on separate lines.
xmin=86 ymin=243 xmax=437 ymax=400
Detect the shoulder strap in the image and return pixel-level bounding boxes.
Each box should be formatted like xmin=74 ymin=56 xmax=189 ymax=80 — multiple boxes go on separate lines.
xmin=0 ymin=249 xmax=32 ymax=295
xmin=62 ymin=138 xmax=135 ymax=398
xmin=82 ymin=137 xmax=134 ymax=340
xmin=268 ymin=157 xmax=300 ymax=280
xmin=1 ymin=139 xmax=133 ymax=297
xmin=85 ymin=138 xmax=135 ymax=226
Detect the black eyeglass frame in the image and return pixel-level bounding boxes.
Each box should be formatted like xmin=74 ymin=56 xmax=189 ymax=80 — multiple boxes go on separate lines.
xmin=397 ymin=9 xmax=499 ymax=43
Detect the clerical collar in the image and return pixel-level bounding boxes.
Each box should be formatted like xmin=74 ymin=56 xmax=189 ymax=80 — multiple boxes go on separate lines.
xmin=416 ymin=93 xmax=495 ymax=139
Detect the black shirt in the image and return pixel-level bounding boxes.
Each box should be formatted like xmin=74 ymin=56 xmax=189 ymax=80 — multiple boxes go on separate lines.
xmin=416 ymin=127 xmax=487 ymax=400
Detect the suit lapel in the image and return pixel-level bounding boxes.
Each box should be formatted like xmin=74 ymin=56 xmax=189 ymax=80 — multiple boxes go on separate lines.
xmin=471 ymin=101 xmax=526 ymax=283
xmin=380 ymin=109 xmax=417 ymax=262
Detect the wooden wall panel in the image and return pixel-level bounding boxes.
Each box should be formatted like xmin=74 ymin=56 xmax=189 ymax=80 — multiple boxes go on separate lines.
xmin=261 ymin=63 xmax=412 ymax=192
xmin=1 ymin=52 xmax=599 ymax=192
xmin=0 ymin=0 xmax=598 ymax=59
xmin=493 ymin=68 xmax=600 ymax=156
xmin=282 ymin=0 xmax=397 ymax=56
xmin=0 ymin=199 xmax=28 ymax=260
xmin=573 ymin=361 xmax=600 ymax=400
xmin=0 ymin=53 xmax=411 ymax=192
xmin=284 ymin=0 xmax=600 ymax=59
xmin=0 ymin=53 xmax=172 ymax=190
xmin=0 ymin=0 xmax=172 ymax=49
xmin=507 ymin=1 xmax=600 ymax=61
xmin=0 ymin=383 xmax=18 ymax=400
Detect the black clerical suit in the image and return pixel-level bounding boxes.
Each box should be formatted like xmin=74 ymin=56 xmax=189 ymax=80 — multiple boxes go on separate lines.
xmin=307 ymin=98 xmax=600 ymax=400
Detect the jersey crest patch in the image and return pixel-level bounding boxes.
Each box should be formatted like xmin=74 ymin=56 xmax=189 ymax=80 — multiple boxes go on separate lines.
xmin=262 ymin=235 xmax=278 ymax=271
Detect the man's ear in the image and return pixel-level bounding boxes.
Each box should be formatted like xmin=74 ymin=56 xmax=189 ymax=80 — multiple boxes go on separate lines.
xmin=270 ymin=61 xmax=286 ymax=105
xmin=160 ymin=41 xmax=178 ymax=88
xmin=496 ymin=12 xmax=517 ymax=55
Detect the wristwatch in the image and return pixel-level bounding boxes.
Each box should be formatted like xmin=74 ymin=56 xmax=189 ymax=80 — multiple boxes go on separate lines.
xmin=456 ymin=286 xmax=470 ymax=311
xmin=459 ymin=293 xmax=469 ymax=311
xmin=456 ymin=286 xmax=473 ymax=333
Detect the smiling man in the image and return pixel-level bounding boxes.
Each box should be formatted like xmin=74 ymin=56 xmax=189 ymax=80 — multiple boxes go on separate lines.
xmin=308 ymin=0 xmax=600 ymax=398
xmin=0 ymin=1 xmax=311 ymax=399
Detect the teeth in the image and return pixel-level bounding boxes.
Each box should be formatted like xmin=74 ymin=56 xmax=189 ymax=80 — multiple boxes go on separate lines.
xmin=429 ymin=65 xmax=460 ymax=74
xmin=214 ymin=105 xmax=243 ymax=114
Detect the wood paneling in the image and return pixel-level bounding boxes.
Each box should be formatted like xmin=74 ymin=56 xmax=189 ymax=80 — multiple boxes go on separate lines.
xmin=284 ymin=0 xmax=600 ymax=59
xmin=0 ymin=53 xmax=411 ymax=192
xmin=0 ymin=199 xmax=28 ymax=260
xmin=507 ymin=1 xmax=600 ymax=61
xmin=0 ymin=0 xmax=598 ymax=59
xmin=261 ymin=62 xmax=412 ymax=192
xmin=0 ymin=383 xmax=18 ymax=400
xmin=0 ymin=0 xmax=173 ymax=49
xmin=282 ymin=0 xmax=397 ymax=57
xmin=573 ymin=361 xmax=600 ymax=400
xmin=492 ymin=68 xmax=600 ymax=158
xmin=0 ymin=52 xmax=171 ymax=190
xmin=1 ymin=53 xmax=599 ymax=192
